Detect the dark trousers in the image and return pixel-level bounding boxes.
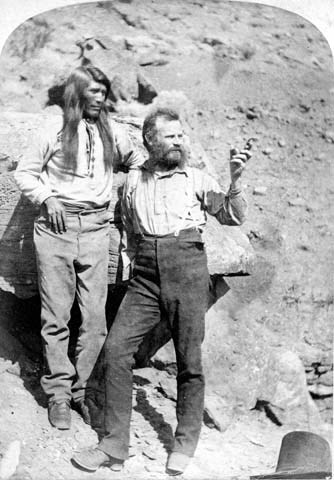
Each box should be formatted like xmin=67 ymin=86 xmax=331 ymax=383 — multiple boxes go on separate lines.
xmin=98 ymin=229 xmax=209 ymax=460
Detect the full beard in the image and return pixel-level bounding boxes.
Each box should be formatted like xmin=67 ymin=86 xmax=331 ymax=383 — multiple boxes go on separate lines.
xmin=150 ymin=145 xmax=187 ymax=170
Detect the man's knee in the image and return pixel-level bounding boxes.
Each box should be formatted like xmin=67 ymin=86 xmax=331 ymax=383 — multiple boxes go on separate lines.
xmin=104 ymin=338 xmax=133 ymax=368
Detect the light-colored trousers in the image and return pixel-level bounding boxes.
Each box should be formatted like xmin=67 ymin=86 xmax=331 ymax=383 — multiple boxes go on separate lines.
xmin=34 ymin=207 xmax=111 ymax=403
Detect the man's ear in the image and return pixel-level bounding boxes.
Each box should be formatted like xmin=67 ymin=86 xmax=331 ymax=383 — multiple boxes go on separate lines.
xmin=144 ymin=132 xmax=154 ymax=147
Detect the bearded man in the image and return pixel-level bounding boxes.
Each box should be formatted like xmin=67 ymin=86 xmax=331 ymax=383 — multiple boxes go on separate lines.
xmin=72 ymin=107 xmax=251 ymax=475
xmin=14 ymin=65 xmax=143 ymax=430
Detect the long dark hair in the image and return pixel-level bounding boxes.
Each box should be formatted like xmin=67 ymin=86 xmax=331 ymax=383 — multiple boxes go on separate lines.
xmin=62 ymin=65 xmax=115 ymax=171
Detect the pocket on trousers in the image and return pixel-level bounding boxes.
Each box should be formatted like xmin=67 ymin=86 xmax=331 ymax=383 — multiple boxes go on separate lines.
xmin=34 ymin=215 xmax=50 ymax=229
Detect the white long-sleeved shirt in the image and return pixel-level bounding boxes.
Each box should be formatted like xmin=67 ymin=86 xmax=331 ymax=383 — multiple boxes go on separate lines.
xmin=14 ymin=116 xmax=144 ymax=209
xmin=121 ymin=164 xmax=247 ymax=268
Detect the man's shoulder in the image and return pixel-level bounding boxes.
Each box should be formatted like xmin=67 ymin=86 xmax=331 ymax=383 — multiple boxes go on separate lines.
xmin=108 ymin=117 xmax=129 ymax=135
xmin=185 ymin=165 xmax=205 ymax=181
xmin=38 ymin=114 xmax=64 ymax=141
xmin=41 ymin=114 xmax=63 ymax=131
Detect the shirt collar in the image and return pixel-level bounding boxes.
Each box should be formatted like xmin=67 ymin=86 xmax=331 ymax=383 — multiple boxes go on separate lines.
xmin=142 ymin=161 xmax=189 ymax=178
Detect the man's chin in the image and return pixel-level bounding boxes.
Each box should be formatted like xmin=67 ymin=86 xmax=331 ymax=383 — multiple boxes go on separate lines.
xmin=157 ymin=157 xmax=184 ymax=170
xmin=164 ymin=151 xmax=186 ymax=168
xmin=84 ymin=109 xmax=101 ymax=120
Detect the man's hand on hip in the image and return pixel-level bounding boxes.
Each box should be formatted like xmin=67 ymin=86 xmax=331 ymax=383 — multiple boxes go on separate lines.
xmin=43 ymin=197 xmax=67 ymax=234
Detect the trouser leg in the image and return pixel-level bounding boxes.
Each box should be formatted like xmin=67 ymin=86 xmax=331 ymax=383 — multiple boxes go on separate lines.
xmin=72 ymin=212 xmax=110 ymax=401
xmin=98 ymin=245 xmax=161 ymax=460
xmin=172 ymin=302 xmax=206 ymax=457
xmin=134 ymin=276 xmax=230 ymax=367
xmin=159 ymin=238 xmax=209 ymax=457
xmin=134 ymin=315 xmax=171 ymax=368
xmin=34 ymin=218 xmax=77 ymax=402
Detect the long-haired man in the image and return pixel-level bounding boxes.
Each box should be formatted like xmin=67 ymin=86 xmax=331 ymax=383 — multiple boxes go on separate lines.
xmin=14 ymin=65 xmax=143 ymax=430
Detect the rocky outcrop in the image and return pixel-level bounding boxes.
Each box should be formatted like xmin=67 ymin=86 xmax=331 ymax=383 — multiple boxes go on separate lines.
xmin=149 ymin=298 xmax=328 ymax=435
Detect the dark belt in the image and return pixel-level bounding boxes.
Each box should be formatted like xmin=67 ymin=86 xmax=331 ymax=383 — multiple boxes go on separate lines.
xmin=136 ymin=227 xmax=203 ymax=242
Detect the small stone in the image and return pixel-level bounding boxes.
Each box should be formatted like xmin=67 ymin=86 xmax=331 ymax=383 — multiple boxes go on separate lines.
xmin=139 ymin=55 xmax=169 ymax=67
xmin=0 ymin=359 xmax=13 ymax=375
xmin=204 ymin=394 xmax=233 ymax=432
xmin=246 ymin=107 xmax=262 ymax=120
xmin=142 ymin=447 xmax=158 ymax=460
xmin=318 ymin=371 xmax=333 ymax=386
xmin=317 ymin=366 xmax=331 ymax=374
xmin=0 ymin=441 xmax=21 ymax=480
xmin=210 ymin=129 xmax=220 ymax=139
xmin=288 ymin=198 xmax=307 ymax=207
xmin=278 ymin=138 xmax=286 ymax=147
xmin=297 ymin=244 xmax=311 ymax=252
xmin=306 ymin=372 xmax=319 ymax=384
xmin=253 ymin=186 xmax=267 ymax=196
xmin=157 ymin=377 xmax=177 ymax=401
xmin=137 ymin=73 xmax=158 ymax=105
xmin=324 ymin=130 xmax=334 ymax=143
xmin=311 ymin=56 xmax=322 ymax=68
xmin=202 ymin=35 xmax=225 ymax=47
xmin=298 ymin=102 xmax=311 ymax=113
xmin=262 ymin=147 xmax=273 ymax=156
xmin=167 ymin=13 xmax=182 ymax=21
xmin=6 ymin=362 xmax=21 ymax=377
xmin=314 ymin=153 xmax=326 ymax=161
xmin=308 ymin=384 xmax=333 ymax=396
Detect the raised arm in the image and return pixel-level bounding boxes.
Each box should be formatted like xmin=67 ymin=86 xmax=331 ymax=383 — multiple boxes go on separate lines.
xmin=195 ymin=147 xmax=251 ymax=226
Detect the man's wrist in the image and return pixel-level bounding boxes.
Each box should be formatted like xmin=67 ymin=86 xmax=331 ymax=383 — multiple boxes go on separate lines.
xmin=43 ymin=195 xmax=56 ymax=205
xmin=229 ymin=180 xmax=242 ymax=196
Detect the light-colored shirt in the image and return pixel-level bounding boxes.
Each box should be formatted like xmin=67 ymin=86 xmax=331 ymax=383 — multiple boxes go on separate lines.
xmin=14 ymin=116 xmax=144 ymax=208
xmin=121 ymin=164 xmax=247 ymax=269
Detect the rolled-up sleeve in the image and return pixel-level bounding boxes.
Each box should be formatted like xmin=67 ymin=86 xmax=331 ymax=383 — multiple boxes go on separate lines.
xmin=195 ymin=169 xmax=247 ymax=226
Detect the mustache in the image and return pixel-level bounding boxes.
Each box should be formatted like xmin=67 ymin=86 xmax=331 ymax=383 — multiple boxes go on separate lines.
xmin=148 ymin=143 xmax=188 ymax=169
xmin=163 ymin=146 xmax=186 ymax=158
xmin=166 ymin=147 xmax=182 ymax=152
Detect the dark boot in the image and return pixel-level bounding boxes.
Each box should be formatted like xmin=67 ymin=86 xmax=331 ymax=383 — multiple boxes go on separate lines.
xmin=48 ymin=400 xmax=71 ymax=430
xmin=72 ymin=399 xmax=91 ymax=425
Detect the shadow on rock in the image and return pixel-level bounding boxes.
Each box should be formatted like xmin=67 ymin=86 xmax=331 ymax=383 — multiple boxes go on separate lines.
xmin=134 ymin=388 xmax=174 ymax=453
xmin=0 ymin=290 xmax=45 ymax=406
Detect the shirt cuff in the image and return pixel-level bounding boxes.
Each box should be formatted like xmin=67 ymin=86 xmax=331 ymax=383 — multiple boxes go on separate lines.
xmin=228 ymin=184 xmax=242 ymax=197
xmin=35 ymin=190 xmax=56 ymax=206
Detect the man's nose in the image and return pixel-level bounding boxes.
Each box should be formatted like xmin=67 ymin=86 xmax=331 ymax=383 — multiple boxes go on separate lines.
xmin=95 ymin=92 xmax=105 ymax=103
xmin=173 ymin=137 xmax=182 ymax=146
